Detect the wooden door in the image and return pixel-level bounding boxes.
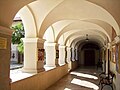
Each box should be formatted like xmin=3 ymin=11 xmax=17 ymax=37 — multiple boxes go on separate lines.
xmin=84 ymin=50 xmax=95 ymax=66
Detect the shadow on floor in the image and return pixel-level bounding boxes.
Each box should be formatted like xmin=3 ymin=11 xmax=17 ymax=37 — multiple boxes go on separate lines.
xmin=47 ymin=66 xmax=113 ymax=90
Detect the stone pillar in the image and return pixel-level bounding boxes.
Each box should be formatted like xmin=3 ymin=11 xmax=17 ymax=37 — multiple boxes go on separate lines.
xmin=71 ymin=48 xmax=75 ymax=61
xmin=44 ymin=42 xmax=56 ymax=68
xmin=75 ymin=49 xmax=78 ymax=60
xmin=101 ymin=48 xmax=106 ymax=72
xmin=105 ymin=49 xmax=109 ymax=75
xmin=105 ymin=43 xmax=110 ymax=75
xmin=66 ymin=47 xmax=71 ymax=63
xmin=0 ymin=26 xmax=13 ymax=90
xmin=22 ymin=38 xmax=45 ymax=73
xmin=59 ymin=45 xmax=66 ymax=66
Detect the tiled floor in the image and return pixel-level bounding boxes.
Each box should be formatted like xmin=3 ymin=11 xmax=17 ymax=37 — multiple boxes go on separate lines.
xmin=47 ymin=66 xmax=113 ymax=90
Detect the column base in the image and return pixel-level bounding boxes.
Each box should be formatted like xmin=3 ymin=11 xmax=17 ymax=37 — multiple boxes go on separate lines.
xmin=59 ymin=63 xmax=66 ymax=66
xmin=22 ymin=61 xmax=45 ymax=73
xmin=44 ymin=65 xmax=56 ymax=71
xmin=22 ymin=67 xmax=45 ymax=73
xmin=65 ymin=59 xmax=68 ymax=64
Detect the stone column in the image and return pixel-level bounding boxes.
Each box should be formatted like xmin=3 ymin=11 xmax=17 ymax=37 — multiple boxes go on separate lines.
xmin=22 ymin=38 xmax=45 ymax=73
xmin=59 ymin=45 xmax=66 ymax=66
xmin=0 ymin=26 xmax=13 ymax=90
xmin=105 ymin=43 xmax=110 ymax=75
xmin=74 ymin=49 xmax=78 ymax=61
xmin=44 ymin=42 xmax=56 ymax=68
xmin=66 ymin=47 xmax=71 ymax=63
xmin=71 ymin=48 xmax=75 ymax=61
xmin=101 ymin=48 xmax=106 ymax=72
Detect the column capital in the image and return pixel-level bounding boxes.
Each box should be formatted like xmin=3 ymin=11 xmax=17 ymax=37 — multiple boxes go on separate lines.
xmin=22 ymin=38 xmax=45 ymax=43
xmin=44 ymin=42 xmax=57 ymax=46
xmin=101 ymin=46 xmax=106 ymax=50
xmin=67 ymin=47 xmax=71 ymax=50
xmin=59 ymin=45 xmax=66 ymax=48
xmin=107 ymin=43 xmax=111 ymax=49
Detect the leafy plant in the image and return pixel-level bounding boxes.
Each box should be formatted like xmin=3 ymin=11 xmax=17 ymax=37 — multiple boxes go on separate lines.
xmin=11 ymin=23 xmax=25 ymax=53
xmin=18 ymin=39 xmax=24 ymax=54
xmin=12 ymin=23 xmax=24 ymax=44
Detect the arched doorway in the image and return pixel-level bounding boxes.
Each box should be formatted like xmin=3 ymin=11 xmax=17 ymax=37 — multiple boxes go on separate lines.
xmin=80 ymin=42 xmax=100 ymax=66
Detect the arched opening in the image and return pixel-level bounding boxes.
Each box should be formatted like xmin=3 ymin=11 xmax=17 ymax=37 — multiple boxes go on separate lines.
xmin=10 ymin=13 xmax=24 ymax=69
xmin=78 ymin=42 xmax=100 ymax=67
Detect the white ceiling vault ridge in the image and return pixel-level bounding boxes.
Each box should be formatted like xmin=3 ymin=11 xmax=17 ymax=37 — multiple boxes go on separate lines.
xmin=1 ymin=0 xmax=120 ymax=48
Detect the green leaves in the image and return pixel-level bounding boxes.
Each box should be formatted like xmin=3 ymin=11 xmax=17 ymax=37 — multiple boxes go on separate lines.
xmin=11 ymin=22 xmax=24 ymax=53
xmin=11 ymin=23 xmax=24 ymax=44
xmin=17 ymin=39 xmax=24 ymax=54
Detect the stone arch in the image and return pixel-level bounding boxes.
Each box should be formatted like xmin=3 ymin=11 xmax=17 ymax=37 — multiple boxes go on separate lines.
xmin=18 ymin=6 xmax=37 ymax=37
xmin=40 ymin=0 xmax=120 ymax=38
xmin=43 ymin=26 xmax=55 ymax=42
xmin=58 ymin=29 xmax=107 ymax=46
xmin=66 ymin=33 xmax=105 ymax=47
xmin=0 ymin=0 xmax=35 ymax=27
xmin=55 ymin=20 xmax=111 ymax=43
xmin=69 ymin=36 xmax=104 ymax=48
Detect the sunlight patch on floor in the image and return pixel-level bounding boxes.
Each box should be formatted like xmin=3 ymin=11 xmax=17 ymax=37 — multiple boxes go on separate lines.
xmin=10 ymin=69 xmax=36 ymax=82
xmin=64 ymin=88 xmax=71 ymax=90
xmin=70 ymin=72 xmax=98 ymax=79
xmin=71 ymin=78 xmax=99 ymax=90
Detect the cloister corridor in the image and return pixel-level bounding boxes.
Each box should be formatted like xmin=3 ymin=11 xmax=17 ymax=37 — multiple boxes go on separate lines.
xmin=1 ymin=0 xmax=120 ymax=90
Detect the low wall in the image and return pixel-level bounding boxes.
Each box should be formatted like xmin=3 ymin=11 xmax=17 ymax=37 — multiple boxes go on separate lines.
xmin=71 ymin=61 xmax=79 ymax=71
xmin=11 ymin=64 xmax=69 ymax=90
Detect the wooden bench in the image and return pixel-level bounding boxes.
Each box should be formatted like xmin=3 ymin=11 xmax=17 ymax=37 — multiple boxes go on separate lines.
xmin=98 ymin=71 xmax=115 ymax=90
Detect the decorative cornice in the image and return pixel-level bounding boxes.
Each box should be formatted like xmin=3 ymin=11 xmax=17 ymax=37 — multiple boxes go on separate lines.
xmin=22 ymin=38 xmax=45 ymax=43
xmin=44 ymin=41 xmax=57 ymax=46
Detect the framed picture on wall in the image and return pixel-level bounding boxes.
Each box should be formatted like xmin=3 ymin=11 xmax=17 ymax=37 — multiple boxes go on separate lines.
xmin=38 ymin=49 xmax=44 ymax=61
xmin=56 ymin=50 xmax=59 ymax=59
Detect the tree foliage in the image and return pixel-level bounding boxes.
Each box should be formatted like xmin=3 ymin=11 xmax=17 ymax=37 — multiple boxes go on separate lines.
xmin=11 ymin=23 xmax=25 ymax=53
xmin=12 ymin=23 xmax=24 ymax=44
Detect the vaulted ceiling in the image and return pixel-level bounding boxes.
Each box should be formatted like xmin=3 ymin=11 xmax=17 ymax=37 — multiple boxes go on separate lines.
xmin=0 ymin=0 xmax=120 ymax=48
